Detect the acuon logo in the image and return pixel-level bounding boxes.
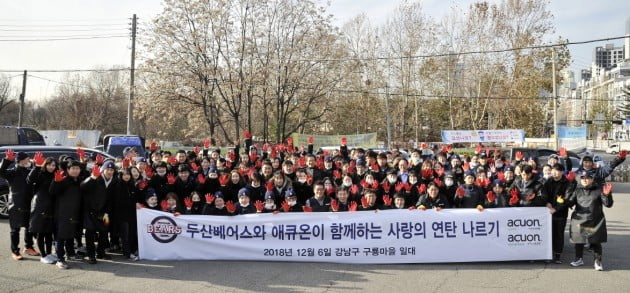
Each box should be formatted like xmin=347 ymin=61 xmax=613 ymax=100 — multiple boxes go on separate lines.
xmin=147 ymin=216 xmax=182 ymax=243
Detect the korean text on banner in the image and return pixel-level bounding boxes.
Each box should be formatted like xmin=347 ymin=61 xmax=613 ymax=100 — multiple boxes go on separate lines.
xmin=441 ymin=129 xmax=525 ymax=143
xmin=138 ymin=208 xmax=551 ymax=264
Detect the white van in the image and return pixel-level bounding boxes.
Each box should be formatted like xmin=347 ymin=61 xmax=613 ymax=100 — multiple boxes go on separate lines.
xmin=606 ymin=142 xmax=630 ymax=154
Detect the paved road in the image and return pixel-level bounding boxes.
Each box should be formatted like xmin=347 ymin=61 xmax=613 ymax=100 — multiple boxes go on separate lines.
xmin=0 ymin=187 xmax=629 ymax=293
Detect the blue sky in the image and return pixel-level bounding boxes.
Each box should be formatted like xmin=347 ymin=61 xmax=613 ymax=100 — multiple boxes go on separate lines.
xmin=0 ymin=0 xmax=628 ymax=101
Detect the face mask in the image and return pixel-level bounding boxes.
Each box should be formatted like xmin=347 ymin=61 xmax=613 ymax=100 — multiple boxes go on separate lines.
xmin=148 ymin=202 xmax=157 ymax=208
xmin=288 ymin=200 xmax=297 ymax=206
xmin=366 ymin=179 xmax=374 ymax=185
xmin=343 ymin=181 xmax=352 ymax=187
xmin=388 ymin=177 xmax=397 ymax=184
xmin=411 ymin=157 xmax=420 ymax=164
xmin=252 ymin=182 xmax=260 ymax=188
xmin=543 ymin=174 xmax=551 ymax=179
xmin=86 ymin=163 xmax=95 ymax=170
xmin=115 ymin=163 xmax=123 ymax=169
xmin=265 ymin=203 xmax=275 ymax=210
xmin=495 ymin=163 xmax=503 ymax=168
xmin=23 ymin=162 xmax=32 ymax=168
xmin=409 ymin=178 xmax=417 ymax=185
xmin=298 ymin=178 xmax=306 ymax=183
xmin=157 ymin=171 xmax=166 ymax=176
xmin=470 ymin=163 xmax=479 ymax=169
xmin=240 ymin=203 xmax=249 ymax=208
xmin=445 ymin=179 xmax=454 ymax=187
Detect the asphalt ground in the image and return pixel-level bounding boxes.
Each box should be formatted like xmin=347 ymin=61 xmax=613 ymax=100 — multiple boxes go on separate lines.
xmin=0 ymin=185 xmax=629 ymax=293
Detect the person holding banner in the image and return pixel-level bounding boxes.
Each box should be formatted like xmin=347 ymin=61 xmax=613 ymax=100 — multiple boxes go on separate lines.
xmin=201 ymin=192 xmax=230 ymax=216
xmin=234 ymin=188 xmax=257 ymax=215
xmin=416 ymin=182 xmax=450 ymax=210
xmin=567 ymin=170 xmax=613 ymax=271
xmin=453 ymin=171 xmax=484 ymax=209
xmin=541 ymin=164 xmax=576 ymax=264
xmin=304 ymin=181 xmax=332 ymax=212
xmin=280 ymin=188 xmax=303 ymax=213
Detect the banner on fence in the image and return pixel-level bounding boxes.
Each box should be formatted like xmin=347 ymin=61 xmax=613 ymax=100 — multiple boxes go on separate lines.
xmin=557 ymin=126 xmax=587 ymax=139
xmin=138 ymin=208 xmax=551 ymax=264
xmin=289 ymin=133 xmax=377 ymax=149
xmin=441 ymin=129 xmax=525 ymax=143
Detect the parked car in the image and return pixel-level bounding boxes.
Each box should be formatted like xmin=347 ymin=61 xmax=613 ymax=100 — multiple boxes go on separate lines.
xmin=0 ymin=126 xmax=46 ymax=147
xmin=0 ymin=145 xmax=114 ymax=219
xmin=102 ymin=134 xmax=146 ymax=158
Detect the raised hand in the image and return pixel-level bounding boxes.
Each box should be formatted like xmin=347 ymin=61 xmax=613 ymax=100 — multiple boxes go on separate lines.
xmin=168 ymin=156 xmax=177 ymax=166
xmin=91 ymin=166 xmax=101 ymax=178
xmin=150 ymin=140 xmax=158 ymax=152
xmin=360 ymin=196 xmax=369 ymax=209
xmin=184 ymin=197 xmax=193 ymax=210
xmin=34 ymin=152 xmax=45 ymax=166
xmin=619 ymin=150 xmax=628 ymax=160
xmin=509 ymin=189 xmax=519 ymax=205
xmin=5 ymin=149 xmax=15 ymax=161
xmin=193 ymin=146 xmax=200 ymax=155
xmin=330 ymin=199 xmax=339 ymax=212
xmin=417 ymin=184 xmax=427 ymax=194
xmin=138 ymin=180 xmax=148 ymax=190
xmin=302 ymin=205 xmax=313 ymax=213
xmin=203 ymin=138 xmax=211 ymax=149
xmin=515 ymin=151 xmax=523 ymax=161
xmin=167 ymin=173 xmax=176 ymax=184
xmin=348 ymin=201 xmax=358 ymax=212
xmin=340 ymin=137 xmax=347 ymax=146
xmin=308 ymin=136 xmax=314 ymax=145
xmin=255 ymin=200 xmax=264 ymax=212
xmin=486 ymin=191 xmax=496 ymax=203
xmin=383 ymin=194 xmax=392 ymax=206
xmin=566 ymin=171 xmax=576 ymax=182
xmin=197 ymin=174 xmax=206 ymax=184
xmin=526 ymin=193 xmax=536 ymax=201
xmin=160 ymin=200 xmax=169 ymax=211
xmin=54 ymin=170 xmax=66 ymax=182
xmin=95 ymin=154 xmax=104 ymax=165
xmin=226 ymin=201 xmax=236 ymax=213
xmin=558 ymin=147 xmax=568 ymax=157
xmin=281 ymin=201 xmax=290 ymax=212
xmin=205 ymin=193 xmax=215 ymax=204
xmin=77 ymin=147 xmax=85 ymax=161
xmin=603 ymin=182 xmax=613 ymax=196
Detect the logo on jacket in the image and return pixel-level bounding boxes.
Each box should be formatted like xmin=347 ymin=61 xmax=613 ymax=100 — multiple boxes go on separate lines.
xmin=147 ymin=216 xmax=182 ymax=243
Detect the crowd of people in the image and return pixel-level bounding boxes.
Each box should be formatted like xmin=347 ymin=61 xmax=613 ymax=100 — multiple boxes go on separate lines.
xmin=1 ymin=133 xmax=626 ymax=271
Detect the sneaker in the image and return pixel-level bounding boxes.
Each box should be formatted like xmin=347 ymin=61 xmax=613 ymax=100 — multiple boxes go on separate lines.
xmin=24 ymin=248 xmax=40 ymax=256
xmin=47 ymin=255 xmax=59 ymax=263
xmin=40 ymin=256 xmax=55 ymax=264
xmin=56 ymin=260 xmax=69 ymax=269
xmin=594 ymin=260 xmax=604 ymax=271
xmin=129 ymin=253 xmax=139 ymax=261
xmin=86 ymin=257 xmax=97 ymax=265
xmin=553 ymin=254 xmax=563 ymax=264
xmin=11 ymin=252 xmax=24 ymax=261
xmin=570 ymin=258 xmax=584 ymax=267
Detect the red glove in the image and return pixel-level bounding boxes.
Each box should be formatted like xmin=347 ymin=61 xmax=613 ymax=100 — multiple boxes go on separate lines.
xmin=381 ymin=181 xmax=391 ymax=193
xmin=340 ymin=137 xmax=347 ymax=146
xmin=463 ymin=162 xmax=470 ymax=171
xmin=226 ymin=201 xmax=236 ymax=213
xmin=421 ymin=143 xmax=428 ymax=149
xmin=54 ymin=170 xmax=66 ymax=182
xmin=566 ymin=171 xmax=576 ymax=182
xmin=197 ymin=174 xmax=206 ymax=184
xmin=526 ymin=193 xmax=536 ymax=201
xmin=330 ymin=199 xmax=339 ymax=212
xmin=486 ymin=191 xmax=496 ymax=203
xmin=509 ymin=189 xmax=519 ymax=205
xmin=308 ymin=136 xmax=314 ymax=144
xmin=184 ymin=197 xmax=193 ymax=209
xmin=168 ymin=156 xmax=177 ymax=166
xmin=122 ymin=158 xmax=131 ymax=168
xmin=433 ymin=178 xmax=443 ymax=187
xmin=281 ymin=201 xmax=290 ymax=212
xmin=219 ymin=174 xmax=230 ymax=186
xmin=286 ymin=137 xmax=293 ymax=146
xmin=34 ymin=152 xmax=45 ymax=166
xmin=302 ymin=206 xmax=313 ymax=213
xmin=145 ymin=167 xmax=153 ymax=178
xmin=193 ymin=146 xmax=200 ymax=155
xmin=370 ymin=162 xmax=380 ymax=172
xmin=436 ymin=168 xmax=445 ymax=177
xmin=619 ymin=150 xmax=627 ymax=160
xmin=203 ymin=138 xmax=211 ymax=149
xmin=558 ymin=147 xmax=568 ymax=157
xmin=95 ymin=154 xmax=104 ymax=165
xmin=160 ymin=200 xmax=169 ymax=211
xmin=150 ymin=141 xmax=158 ymax=152
xmin=456 ymin=186 xmax=465 ymax=198
xmin=5 ymin=149 xmax=15 ymax=161
xmin=360 ymin=196 xmax=369 ymax=208
xmin=403 ymin=182 xmax=412 ymax=192
xmin=77 ymin=147 xmax=85 ymax=161
xmin=306 ymin=175 xmax=313 ymax=185
xmin=515 ymin=151 xmax=523 ymax=161
xmin=446 ymin=145 xmax=453 ymax=152
xmin=91 ymin=166 xmax=101 ymax=178
xmin=255 ymin=200 xmax=264 ymax=212
xmin=497 ymin=171 xmax=505 ymax=182
xmin=603 ymin=182 xmax=613 ymax=195
xmin=205 ymin=193 xmax=215 ymax=204
xmin=350 ymin=184 xmax=359 ymax=195
xmin=383 ymin=194 xmax=392 ymax=206
xmin=333 ymin=170 xmax=342 ymax=179
xmin=265 ymin=181 xmax=274 ymax=191
xmin=191 ymin=162 xmax=199 ymax=171
xmin=167 ymin=173 xmax=176 ymax=184
xmin=475 ymin=145 xmax=482 ymax=154
xmin=138 ymin=180 xmax=148 ymax=190
xmin=395 ymin=182 xmax=404 ymax=193
xmin=421 ymin=169 xmax=432 ymax=179
xmin=360 ymin=180 xmax=369 ymax=189
xmin=417 ymin=184 xmax=427 ymax=194
xmin=243 ymin=131 xmax=252 ymax=139
xmin=349 ymin=201 xmax=358 ymax=212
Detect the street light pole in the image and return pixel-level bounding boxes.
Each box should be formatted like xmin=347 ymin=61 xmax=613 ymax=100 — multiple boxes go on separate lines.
xmin=552 ymin=50 xmax=559 ymax=149
xmin=385 ymin=84 xmax=392 ymax=148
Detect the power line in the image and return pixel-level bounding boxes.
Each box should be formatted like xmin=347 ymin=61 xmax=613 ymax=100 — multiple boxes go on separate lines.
xmin=0 ymin=33 xmax=130 ymax=38
xmin=0 ymin=68 xmax=129 ymax=73
xmin=0 ymin=35 xmax=128 ymax=42
xmin=0 ymin=28 xmax=129 ymax=32
xmin=0 ymin=23 xmax=129 ymax=27
xmin=27 ymin=74 xmax=93 ymax=90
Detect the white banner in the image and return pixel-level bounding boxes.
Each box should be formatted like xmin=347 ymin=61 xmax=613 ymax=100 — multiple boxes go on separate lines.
xmin=138 ymin=208 xmax=551 ymax=264
xmin=441 ymin=129 xmax=525 ymax=143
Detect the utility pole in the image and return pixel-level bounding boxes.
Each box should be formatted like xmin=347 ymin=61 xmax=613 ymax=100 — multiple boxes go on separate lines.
xmin=385 ymin=84 xmax=392 ymax=148
xmin=18 ymin=70 xmax=26 ymax=127
xmin=552 ymin=50 xmax=559 ymax=149
xmin=127 ymin=14 xmax=137 ymax=135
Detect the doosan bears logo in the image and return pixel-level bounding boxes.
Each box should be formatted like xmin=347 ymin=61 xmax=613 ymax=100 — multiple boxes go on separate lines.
xmin=147 ymin=216 xmax=182 ymax=243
